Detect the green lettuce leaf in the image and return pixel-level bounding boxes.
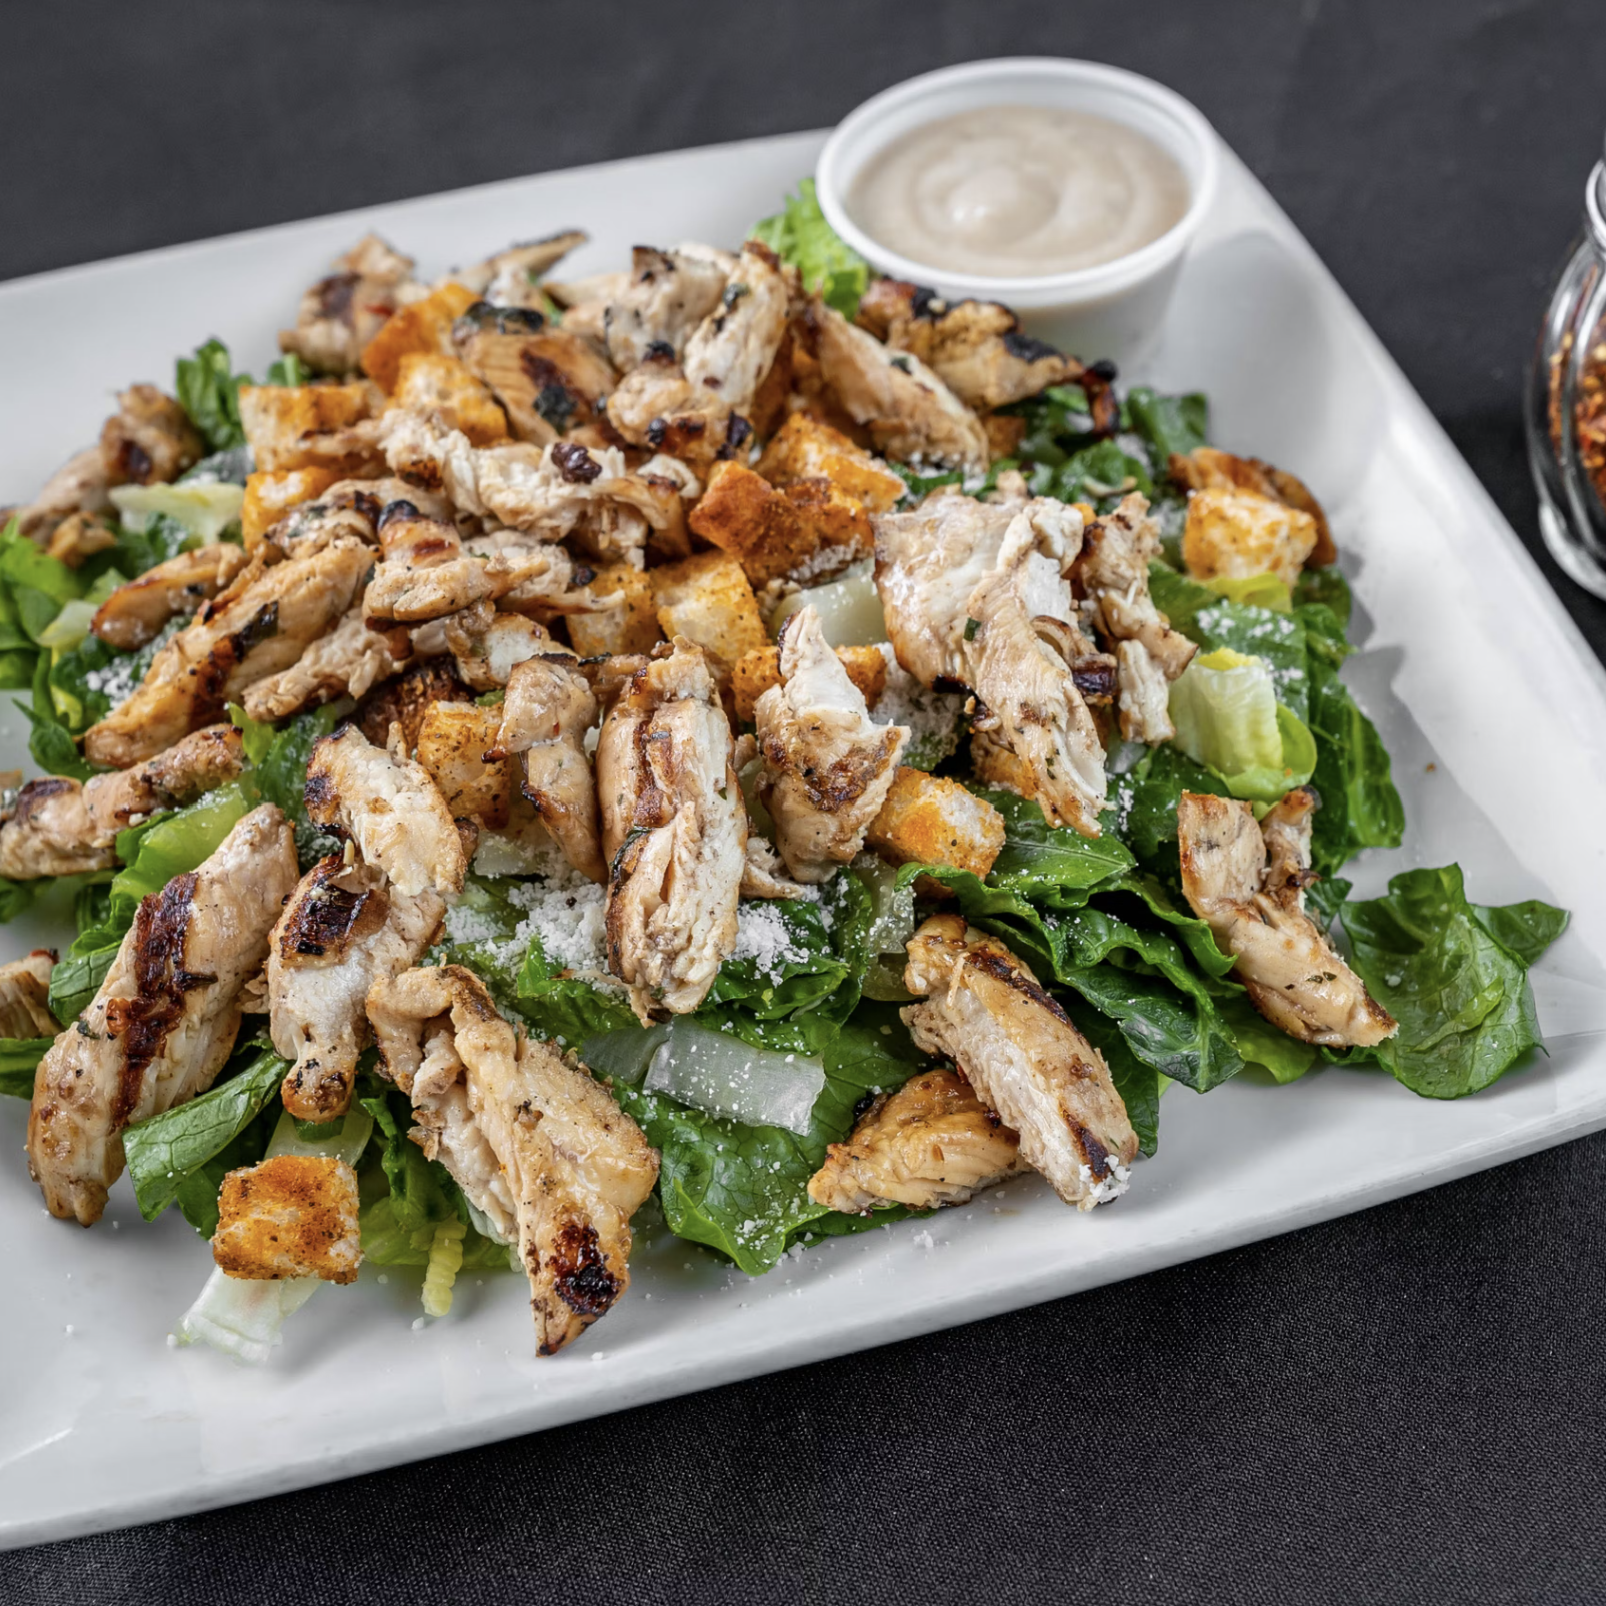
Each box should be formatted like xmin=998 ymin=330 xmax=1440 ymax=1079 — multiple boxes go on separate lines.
xmin=1339 ymin=867 xmax=1567 ymax=1098
xmin=586 ymin=1003 xmax=923 ymax=1275
xmin=122 ymin=1040 xmax=287 ymax=1232
xmin=1306 ymin=652 xmax=1405 ymax=877
xmin=752 ymin=178 xmax=869 ymax=319
xmin=0 ymin=1035 xmax=53 ymax=1099
xmin=1126 ymin=386 xmax=1209 ymax=462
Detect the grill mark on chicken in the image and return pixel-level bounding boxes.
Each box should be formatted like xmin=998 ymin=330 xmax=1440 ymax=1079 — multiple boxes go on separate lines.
xmin=547 ymin=1220 xmax=619 ymax=1325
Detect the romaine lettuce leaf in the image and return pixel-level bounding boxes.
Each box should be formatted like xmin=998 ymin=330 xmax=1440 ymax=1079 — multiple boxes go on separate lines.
xmin=586 ymin=1003 xmax=923 ymax=1275
xmin=122 ymin=1040 xmax=287 ymax=1233
xmin=1305 ymin=651 xmax=1405 ymax=877
xmin=1126 ymin=386 xmax=1209 ymax=462
xmin=1169 ymin=647 xmax=1316 ymax=802
xmin=752 ymin=178 xmax=869 ymax=319
xmin=1339 ymin=867 xmax=1567 ymax=1098
xmin=0 ymin=1035 xmax=53 ymax=1099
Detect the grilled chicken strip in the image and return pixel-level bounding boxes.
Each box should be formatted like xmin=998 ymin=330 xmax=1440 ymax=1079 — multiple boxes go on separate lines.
xmin=489 ymin=655 xmax=606 ymax=883
xmin=382 ymin=411 xmax=682 ymax=567
xmin=269 ymin=853 xmax=444 ymax=1122
xmin=0 ymin=723 xmax=246 ymax=880
xmin=808 ymin=1066 xmax=1026 ymax=1213
xmin=876 ymin=494 xmax=1108 ymax=833
xmin=805 ymin=299 xmax=989 ymax=475
xmin=595 ymin=639 xmax=744 ymax=1019
xmin=0 ymin=951 xmax=59 ymax=1038
xmin=857 ymin=280 xmax=1081 ymax=411
xmin=367 ymin=964 xmax=659 ymax=1354
xmin=90 ymin=542 xmax=252 ymax=652
xmin=26 ymin=804 xmax=298 ymax=1226
xmin=6 ymin=386 xmax=200 ymax=546
xmin=304 ymin=723 xmax=467 ymax=899
xmin=82 ymin=536 xmax=372 ymax=768
xmin=1076 ymin=494 xmax=1197 ymax=744
xmin=279 ymin=233 xmax=422 ymax=375
xmin=755 ymin=605 xmax=909 ymax=883
xmin=602 ymin=244 xmax=733 ymax=372
xmin=1177 ymin=789 xmax=1397 ymax=1047
xmin=242 ymin=605 xmax=412 ymax=722
xmin=604 ymin=358 xmax=734 ymax=464
xmin=442 ymin=603 xmax=566 ymax=691
xmin=362 ymin=500 xmax=500 ymax=624
xmin=902 ymin=914 xmax=1138 ymax=1209
xmin=453 ymin=229 xmax=589 ymax=307
xmin=681 ymin=240 xmax=792 ymax=417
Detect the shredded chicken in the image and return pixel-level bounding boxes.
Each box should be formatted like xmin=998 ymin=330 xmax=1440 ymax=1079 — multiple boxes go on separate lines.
xmin=681 ymin=240 xmax=792 ymax=417
xmin=489 ymin=655 xmax=606 ymax=883
xmin=99 ymin=385 xmax=204 ymax=487
xmin=755 ymin=605 xmax=909 ymax=883
xmin=366 ymin=965 xmax=658 ymax=1354
xmin=1177 ymin=789 xmax=1397 ymax=1047
xmin=0 ymin=951 xmax=59 ymax=1039
xmin=381 ymin=411 xmax=683 ymax=567
xmin=805 ymin=299 xmax=989 ymax=475
xmin=595 ymin=639 xmax=744 ymax=1019
xmin=1076 ymin=493 xmax=1197 ymax=744
xmin=0 ymin=723 xmax=245 ymax=881
xmin=26 ymin=804 xmax=298 ymax=1226
xmin=858 ymin=280 xmax=1081 ymax=410
xmin=90 ymin=542 xmax=252 ymax=652
xmin=902 ymin=914 xmax=1138 ymax=1209
xmin=304 ymin=723 xmax=468 ymax=899
xmin=602 ymin=244 xmax=733 ymax=371
xmin=279 ymin=233 xmax=423 ymax=374
xmin=443 ymin=601 xmax=566 ymax=690
xmin=243 ymin=605 xmax=411 ymax=722
xmin=876 ymin=494 xmax=1109 ymax=834
xmin=808 ymin=1065 xmax=1026 ymax=1213
xmin=269 ymin=853 xmax=444 ymax=1122
xmin=362 ymin=500 xmax=499 ymax=623
xmin=82 ymin=536 xmax=372 ymax=768
xmin=454 ymin=229 xmax=589 ymax=307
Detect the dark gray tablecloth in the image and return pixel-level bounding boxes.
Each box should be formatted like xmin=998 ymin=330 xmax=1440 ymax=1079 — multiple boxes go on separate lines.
xmin=7 ymin=3 xmax=1606 ymax=1601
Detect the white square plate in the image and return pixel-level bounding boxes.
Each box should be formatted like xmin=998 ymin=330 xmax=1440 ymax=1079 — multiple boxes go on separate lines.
xmin=4 ymin=127 xmax=1606 ymax=1549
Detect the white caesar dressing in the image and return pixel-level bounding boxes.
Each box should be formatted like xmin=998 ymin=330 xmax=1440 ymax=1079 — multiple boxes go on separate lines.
xmin=845 ymin=104 xmax=1190 ymax=279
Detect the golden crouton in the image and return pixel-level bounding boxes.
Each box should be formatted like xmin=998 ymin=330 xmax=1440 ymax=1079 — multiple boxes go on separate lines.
xmin=238 ymin=381 xmax=381 ymax=475
xmin=731 ymin=643 xmax=889 ymax=725
xmin=356 ymin=657 xmax=475 ymax=753
xmin=690 ymin=461 xmax=819 ymax=587
xmin=415 ymin=700 xmax=512 ymax=827
xmin=359 ymin=280 xmax=479 ymax=393
xmin=1182 ymin=486 xmax=1319 ymax=592
xmin=866 ymin=767 xmax=1005 ymax=881
xmin=240 ymin=465 xmax=343 ymax=548
xmin=755 ymin=412 xmax=905 ymax=512
xmin=1171 ymin=446 xmax=1334 ymax=566
xmin=565 ymin=561 xmax=663 ymax=657
xmin=391 ymin=352 xmax=510 ymax=447
xmin=212 ymin=1154 xmax=362 ymax=1283
xmin=649 ymin=550 xmax=769 ymax=677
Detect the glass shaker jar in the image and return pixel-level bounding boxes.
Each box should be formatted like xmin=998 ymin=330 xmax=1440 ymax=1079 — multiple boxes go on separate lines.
xmin=1529 ymin=148 xmax=1606 ymax=597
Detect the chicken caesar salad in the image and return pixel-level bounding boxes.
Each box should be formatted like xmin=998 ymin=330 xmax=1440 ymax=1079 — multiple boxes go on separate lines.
xmin=0 ymin=180 xmax=1568 ymax=1363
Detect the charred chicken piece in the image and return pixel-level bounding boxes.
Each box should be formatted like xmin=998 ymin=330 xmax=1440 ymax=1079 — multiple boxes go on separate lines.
xmin=1177 ymin=788 xmax=1396 ymax=1047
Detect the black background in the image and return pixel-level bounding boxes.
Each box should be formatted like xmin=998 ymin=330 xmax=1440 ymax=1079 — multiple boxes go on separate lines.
xmin=7 ymin=3 xmax=1606 ymax=1601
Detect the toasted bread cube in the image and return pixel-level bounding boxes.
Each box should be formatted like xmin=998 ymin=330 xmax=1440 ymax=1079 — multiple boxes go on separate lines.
xmin=756 ymin=412 xmax=905 ymax=512
xmin=565 ymin=561 xmax=663 ymax=657
xmin=360 ymin=280 xmax=479 ymax=392
xmin=1182 ymin=486 xmax=1319 ymax=591
xmin=731 ymin=643 xmax=889 ymax=725
xmin=781 ymin=476 xmax=872 ymax=556
xmin=866 ymin=767 xmax=1005 ymax=881
xmin=240 ymin=466 xmax=343 ymax=548
xmin=391 ymin=352 xmax=510 ymax=447
xmin=238 ymin=381 xmax=379 ymax=474
xmin=415 ymin=700 xmax=512 ymax=827
xmin=690 ymin=461 xmax=819 ymax=586
xmin=1171 ymin=445 xmax=1334 ymax=566
xmin=650 ymin=550 xmax=768 ymax=675
xmin=212 ymin=1154 xmax=362 ymax=1283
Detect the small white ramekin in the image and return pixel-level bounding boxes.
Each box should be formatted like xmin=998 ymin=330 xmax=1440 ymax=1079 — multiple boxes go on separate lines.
xmin=815 ymin=57 xmax=1220 ymax=364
